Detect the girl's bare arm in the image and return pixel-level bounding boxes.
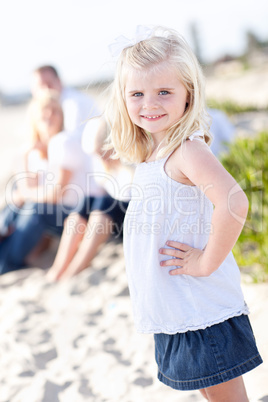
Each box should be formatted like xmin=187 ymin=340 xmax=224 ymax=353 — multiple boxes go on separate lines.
xmin=160 ymin=140 xmax=248 ymax=276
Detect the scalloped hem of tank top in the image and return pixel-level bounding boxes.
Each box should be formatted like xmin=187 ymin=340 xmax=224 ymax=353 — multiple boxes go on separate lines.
xmin=135 ymin=308 xmax=250 ymax=334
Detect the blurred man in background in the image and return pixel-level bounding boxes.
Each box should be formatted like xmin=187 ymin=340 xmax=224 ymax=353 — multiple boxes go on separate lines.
xmin=31 ymin=65 xmax=100 ymax=140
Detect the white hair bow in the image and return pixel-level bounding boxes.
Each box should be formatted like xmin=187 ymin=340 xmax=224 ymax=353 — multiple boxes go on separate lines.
xmin=109 ymin=25 xmax=153 ymax=57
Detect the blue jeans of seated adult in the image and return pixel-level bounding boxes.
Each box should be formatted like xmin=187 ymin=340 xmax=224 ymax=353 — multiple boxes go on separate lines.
xmin=0 ymin=202 xmax=73 ymax=275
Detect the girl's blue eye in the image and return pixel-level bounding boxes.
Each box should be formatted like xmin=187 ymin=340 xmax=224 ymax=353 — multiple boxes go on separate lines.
xmin=133 ymin=92 xmax=143 ymax=97
xmin=159 ymin=90 xmax=169 ymax=95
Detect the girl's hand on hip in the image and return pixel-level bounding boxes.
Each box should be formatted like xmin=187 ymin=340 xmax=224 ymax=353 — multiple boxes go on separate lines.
xmin=159 ymin=241 xmax=210 ymax=277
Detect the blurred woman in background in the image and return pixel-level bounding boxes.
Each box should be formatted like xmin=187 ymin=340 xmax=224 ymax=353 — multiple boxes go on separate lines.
xmin=0 ymin=90 xmax=102 ymax=274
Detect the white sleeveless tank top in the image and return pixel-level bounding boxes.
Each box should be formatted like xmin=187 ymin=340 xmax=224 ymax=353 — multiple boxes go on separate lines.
xmin=123 ymin=133 xmax=249 ymax=334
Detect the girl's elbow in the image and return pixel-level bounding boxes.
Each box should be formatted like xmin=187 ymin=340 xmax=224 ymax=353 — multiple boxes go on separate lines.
xmin=241 ymin=192 xmax=249 ymax=215
xmin=229 ymin=191 xmax=249 ymax=219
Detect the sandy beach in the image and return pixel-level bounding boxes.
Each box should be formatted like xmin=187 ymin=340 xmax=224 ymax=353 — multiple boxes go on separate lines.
xmin=0 ymin=241 xmax=267 ymax=402
xmin=0 ymin=68 xmax=268 ymax=401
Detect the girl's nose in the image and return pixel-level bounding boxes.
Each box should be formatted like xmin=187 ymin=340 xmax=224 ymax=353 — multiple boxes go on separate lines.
xmin=142 ymin=95 xmax=158 ymax=110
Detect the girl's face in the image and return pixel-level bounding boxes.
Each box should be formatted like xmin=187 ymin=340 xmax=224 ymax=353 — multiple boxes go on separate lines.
xmin=125 ymin=61 xmax=188 ymax=143
xmin=36 ymin=101 xmax=63 ymax=143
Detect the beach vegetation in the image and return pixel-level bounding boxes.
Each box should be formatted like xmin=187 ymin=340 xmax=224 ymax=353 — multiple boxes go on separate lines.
xmin=207 ymin=98 xmax=266 ymax=116
xmin=221 ymin=130 xmax=268 ymax=282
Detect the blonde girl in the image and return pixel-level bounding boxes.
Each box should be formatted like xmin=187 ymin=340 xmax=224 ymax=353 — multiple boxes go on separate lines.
xmin=105 ymin=27 xmax=262 ymax=401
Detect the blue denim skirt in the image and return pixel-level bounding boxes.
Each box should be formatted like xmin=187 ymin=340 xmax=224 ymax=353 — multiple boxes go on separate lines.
xmin=154 ymin=314 xmax=262 ymax=391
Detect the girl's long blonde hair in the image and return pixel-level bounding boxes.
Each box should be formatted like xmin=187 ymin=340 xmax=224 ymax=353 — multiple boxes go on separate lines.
xmin=105 ymin=26 xmax=212 ymax=164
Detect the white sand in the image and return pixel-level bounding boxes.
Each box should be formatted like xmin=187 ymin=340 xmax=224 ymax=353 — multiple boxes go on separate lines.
xmin=205 ymin=63 xmax=268 ymax=108
xmin=0 ymin=242 xmax=267 ymax=402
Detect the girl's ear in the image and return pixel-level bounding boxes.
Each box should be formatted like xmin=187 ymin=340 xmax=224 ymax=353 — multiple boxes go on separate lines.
xmin=184 ymin=93 xmax=190 ymax=111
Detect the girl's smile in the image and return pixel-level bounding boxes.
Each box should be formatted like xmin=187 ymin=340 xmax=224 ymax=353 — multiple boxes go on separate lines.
xmin=141 ymin=114 xmax=166 ymax=121
xmin=125 ymin=61 xmax=188 ymax=142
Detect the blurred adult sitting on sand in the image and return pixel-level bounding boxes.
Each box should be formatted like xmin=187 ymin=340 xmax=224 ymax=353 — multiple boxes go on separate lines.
xmin=31 ymin=65 xmax=100 ymax=140
xmin=0 ymin=91 xmax=103 ymax=275
xmin=47 ymin=117 xmax=133 ymax=281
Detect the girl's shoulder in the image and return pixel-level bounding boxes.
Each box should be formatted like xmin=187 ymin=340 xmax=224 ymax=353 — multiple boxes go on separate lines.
xmin=166 ymin=132 xmax=214 ymax=186
xmin=172 ymin=131 xmax=211 ymax=160
xmin=188 ymin=130 xmax=207 ymax=143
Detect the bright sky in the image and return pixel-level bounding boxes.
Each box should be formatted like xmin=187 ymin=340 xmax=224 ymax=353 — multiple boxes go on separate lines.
xmin=0 ymin=0 xmax=267 ymax=94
